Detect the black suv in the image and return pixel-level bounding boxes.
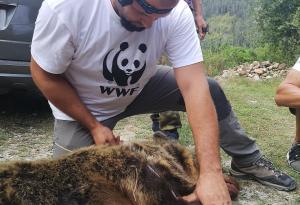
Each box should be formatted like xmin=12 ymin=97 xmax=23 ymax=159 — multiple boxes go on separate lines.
xmin=0 ymin=0 xmax=43 ymax=94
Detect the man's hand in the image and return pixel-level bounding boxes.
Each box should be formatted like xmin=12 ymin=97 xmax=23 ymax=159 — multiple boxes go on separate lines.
xmin=90 ymin=123 xmax=120 ymax=145
xmin=31 ymin=57 xmax=120 ymax=147
xmin=194 ymin=15 xmax=208 ymax=40
xmin=174 ymin=64 xmax=229 ymax=204
xmin=182 ymin=172 xmax=231 ymax=205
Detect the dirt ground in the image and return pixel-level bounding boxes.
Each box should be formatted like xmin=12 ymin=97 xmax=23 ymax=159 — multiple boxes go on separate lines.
xmin=0 ymin=91 xmax=299 ymax=204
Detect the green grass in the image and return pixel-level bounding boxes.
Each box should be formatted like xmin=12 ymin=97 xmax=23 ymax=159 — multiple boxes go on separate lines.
xmin=115 ymin=77 xmax=299 ymax=184
xmin=203 ymin=44 xmax=298 ymax=76
xmin=116 ymin=77 xmax=300 ymax=181
xmin=178 ymin=77 xmax=300 ymax=182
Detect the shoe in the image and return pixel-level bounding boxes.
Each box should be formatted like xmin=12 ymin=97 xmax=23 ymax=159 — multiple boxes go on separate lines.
xmin=287 ymin=144 xmax=300 ymax=173
xmin=150 ymin=113 xmax=160 ymax=132
xmin=152 ymin=121 xmax=160 ymax=132
xmin=153 ymin=129 xmax=179 ymax=140
xmin=230 ymin=157 xmax=297 ymax=191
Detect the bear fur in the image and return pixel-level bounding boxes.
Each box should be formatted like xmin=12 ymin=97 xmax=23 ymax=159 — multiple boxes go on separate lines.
xmin=0 ymin=140 xmax=239 ymax=205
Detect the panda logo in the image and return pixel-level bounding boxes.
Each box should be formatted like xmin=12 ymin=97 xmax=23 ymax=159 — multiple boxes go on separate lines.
xmin=103 ymin=42 xmax=147 ymax=86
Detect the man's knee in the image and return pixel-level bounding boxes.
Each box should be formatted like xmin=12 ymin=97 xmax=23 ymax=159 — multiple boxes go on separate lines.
xmin=53 ymin=119 xmax=94 ymax=157
xmin=53 ymin=142 xmax=73 ymax=158
xmin=207 ymin=78 xmax=232 ymax=121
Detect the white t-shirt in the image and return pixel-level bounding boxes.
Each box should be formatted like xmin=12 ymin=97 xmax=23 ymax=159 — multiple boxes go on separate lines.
xmin=31 ymin=0 xmax=203 ymax=121
xmin=293 ymin=57 xmax=300 ymax=71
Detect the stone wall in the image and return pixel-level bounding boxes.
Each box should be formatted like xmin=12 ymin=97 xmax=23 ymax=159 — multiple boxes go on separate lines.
xmin=219 ymin=61 xmax=290 ymax=80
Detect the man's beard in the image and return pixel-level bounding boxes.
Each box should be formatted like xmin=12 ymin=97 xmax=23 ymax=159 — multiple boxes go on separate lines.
xmin=120 ymin=16 xmax=145 ymax=32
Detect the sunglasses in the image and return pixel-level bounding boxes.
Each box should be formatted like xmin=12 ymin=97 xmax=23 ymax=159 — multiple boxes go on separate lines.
xmin=118 ymin=0 xmax=173 ymax=14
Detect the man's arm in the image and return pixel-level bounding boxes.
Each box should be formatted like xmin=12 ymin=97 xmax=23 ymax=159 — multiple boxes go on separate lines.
xmin=30 ymin=57 xmax=119 ymax=145
xmin=191 ymin=0 xmax=207 ymax=40
xmin=275 ymin=69 xmax=300 ymax=108
xmin=174 ymin=63 xmax=231 ymax=204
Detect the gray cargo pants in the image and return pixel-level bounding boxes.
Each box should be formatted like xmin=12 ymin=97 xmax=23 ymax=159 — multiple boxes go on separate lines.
xmin=53 ymin=65 xmax=261 ymax=166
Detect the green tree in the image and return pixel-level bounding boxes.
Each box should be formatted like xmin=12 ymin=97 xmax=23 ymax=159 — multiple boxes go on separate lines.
xmin=256 ymin=0 xmax=300 ymax=63
xmin=202 ymin=0 xmax=261 ymax=49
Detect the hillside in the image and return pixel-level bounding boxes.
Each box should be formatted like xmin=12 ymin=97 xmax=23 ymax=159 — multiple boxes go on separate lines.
xmin=200 ymin=0 xmax=299 ymax=75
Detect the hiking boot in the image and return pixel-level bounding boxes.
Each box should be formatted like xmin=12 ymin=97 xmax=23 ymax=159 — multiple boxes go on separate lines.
xmin=150 ymin=113 xmax=160 ymax=132
xmin=152 ymin=120 xmax=160 ymax=132
xmin=230 ymin=157 xmax=297 ymax=191
xmin=153 ymin=129 xmax=179 ymax=140
xmin=287 ymin=144 xmax=300 ymax=173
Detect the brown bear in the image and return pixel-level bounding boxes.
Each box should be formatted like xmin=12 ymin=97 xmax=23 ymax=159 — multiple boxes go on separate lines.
xmin=0 ymin=140 xmax=239 ymax=205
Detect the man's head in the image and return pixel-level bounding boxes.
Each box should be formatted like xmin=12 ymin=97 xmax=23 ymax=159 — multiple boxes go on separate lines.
xmin=112 ymin=0 xmax=179 ymax=32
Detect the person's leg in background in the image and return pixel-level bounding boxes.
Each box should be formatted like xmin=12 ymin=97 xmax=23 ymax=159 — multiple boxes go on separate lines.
xmin=151 ymin=56 xmax=181 ymax=140
xmin=287 ymin=108 xmax=300 ymax=172
xmin=150 ymin=113 xmax=160 ymax=132
xmin=150 ymin=111 xmax=181 ymax=140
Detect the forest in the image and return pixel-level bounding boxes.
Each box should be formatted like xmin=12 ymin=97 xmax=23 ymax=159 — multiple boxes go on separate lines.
xmin=200 ymin=0 xmax=300 ymax=75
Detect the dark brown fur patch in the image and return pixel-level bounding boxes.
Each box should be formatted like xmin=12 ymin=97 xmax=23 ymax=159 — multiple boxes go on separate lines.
xmin=0 ymin=140 xmax=239 ymax=205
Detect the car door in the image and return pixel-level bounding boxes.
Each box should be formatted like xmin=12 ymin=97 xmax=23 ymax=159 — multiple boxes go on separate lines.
xmin=0 ymin=0 xmax=43 ymax=62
